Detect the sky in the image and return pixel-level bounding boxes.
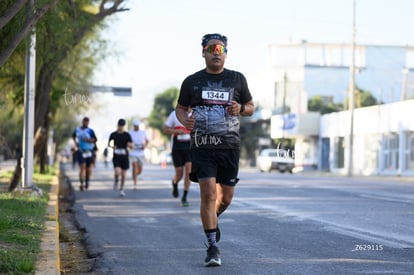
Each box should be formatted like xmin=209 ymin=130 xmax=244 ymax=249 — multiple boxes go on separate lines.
xmin=91 ymin=0 xmax=414 ymax=124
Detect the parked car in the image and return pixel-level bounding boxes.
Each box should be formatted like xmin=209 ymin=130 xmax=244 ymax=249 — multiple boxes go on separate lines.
xmin=257 ymin=148 xmax=294 ymax=173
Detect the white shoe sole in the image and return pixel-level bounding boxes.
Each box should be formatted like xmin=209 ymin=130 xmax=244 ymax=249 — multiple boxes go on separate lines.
xmin=204 ymin=258 xmax=221 ymax=267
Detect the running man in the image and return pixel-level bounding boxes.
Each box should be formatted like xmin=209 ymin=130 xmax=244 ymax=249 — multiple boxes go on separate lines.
xmin=163 ymin=109 xmax=192 ymax=206
xmin=175 ymin=33 xmax=254 ymax=267
xmin=129 ymin=119 xmax=149 ymax=190
xmin=108 ymin=119 xmax=133 ymax=197
xmin=72 ymin=116 xmax=97 ymax=191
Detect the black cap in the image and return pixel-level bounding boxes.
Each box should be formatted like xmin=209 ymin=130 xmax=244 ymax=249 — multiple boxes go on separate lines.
xmin=117 ymin=119 xmax=126 ymax=126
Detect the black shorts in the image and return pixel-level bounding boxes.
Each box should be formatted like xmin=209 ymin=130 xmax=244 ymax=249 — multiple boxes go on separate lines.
xmin=76 ymin=150 xmax=94 ymax=167
xmin=172 ymin=148 xmax=191 ymax=167
xmin=113 ymin=155 xmax=129 ymax=170
xmin=190 ymin=148 xmax=240 ymax=186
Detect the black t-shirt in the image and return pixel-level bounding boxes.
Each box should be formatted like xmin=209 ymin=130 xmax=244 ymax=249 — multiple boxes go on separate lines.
xmin=108 ymin=131 xmax=132 ymax=156
xmin=177 ymin=68 xmax=252 ymax=149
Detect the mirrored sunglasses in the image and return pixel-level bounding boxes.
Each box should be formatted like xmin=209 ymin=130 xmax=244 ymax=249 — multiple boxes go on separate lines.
xmin=204 ymin=44 xmax=227 ymax=54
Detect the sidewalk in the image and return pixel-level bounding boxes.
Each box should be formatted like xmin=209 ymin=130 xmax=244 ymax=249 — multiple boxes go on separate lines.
xmin=34 ymin=173 xmax=60 ymax=274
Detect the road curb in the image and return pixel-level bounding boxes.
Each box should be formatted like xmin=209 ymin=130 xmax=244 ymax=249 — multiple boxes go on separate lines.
xmin=35 ymin=174 xmax=60 ymax=275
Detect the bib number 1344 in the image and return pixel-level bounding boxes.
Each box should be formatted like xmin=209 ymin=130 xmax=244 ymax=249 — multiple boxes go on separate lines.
xmin=202 ymin=90 xmax=232 ymax=105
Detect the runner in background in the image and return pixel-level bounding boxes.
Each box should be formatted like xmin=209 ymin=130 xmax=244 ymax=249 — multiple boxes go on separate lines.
xmin=163 ymin=110 xmax=192 ymax=207
xmin=108 ymin=119 xmax=133 ymax=197
xmin=129 ymin=119 xmax=149 ymax=190
xmin=103 ymin=147 xmax=109 ymax=168
xmin=72 ymin=116 xmax=97 ymax=191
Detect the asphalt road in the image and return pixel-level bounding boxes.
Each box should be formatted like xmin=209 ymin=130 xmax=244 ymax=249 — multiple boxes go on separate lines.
xmin=64 ymin=162 xmax=414 ymax=275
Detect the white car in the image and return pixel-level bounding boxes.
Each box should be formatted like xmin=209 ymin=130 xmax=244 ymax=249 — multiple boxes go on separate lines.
xmin=257 ymin=148 xmax=294 ymax=173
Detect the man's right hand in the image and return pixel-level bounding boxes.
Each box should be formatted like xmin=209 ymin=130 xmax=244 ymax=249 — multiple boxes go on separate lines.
xmin=176 ymin=105 xmax=195 ymax=130
xmin=183 ymin=114 xmax=195 ymax=130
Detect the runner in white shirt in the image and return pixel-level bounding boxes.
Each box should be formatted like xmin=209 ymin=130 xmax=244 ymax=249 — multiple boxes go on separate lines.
xmin=163 ymin=110 xmax=192 ymax=206
xmin=129 ymin=119 xmax=149 ymax=190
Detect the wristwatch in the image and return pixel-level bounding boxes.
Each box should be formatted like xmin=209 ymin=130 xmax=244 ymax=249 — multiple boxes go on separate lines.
xmin=239 ymin=104 xmax=245 ymax=114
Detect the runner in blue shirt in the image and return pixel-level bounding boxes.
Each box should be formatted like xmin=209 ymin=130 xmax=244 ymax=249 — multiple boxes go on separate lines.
xmin=72 ymin=117 xmax=97 ymax=191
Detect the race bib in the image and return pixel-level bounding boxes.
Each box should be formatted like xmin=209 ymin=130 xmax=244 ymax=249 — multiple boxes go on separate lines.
xmin=201 ymin=88 xmax=233 ymax=105
xmin=114 ymin=148 xmax=127 ymax=155
xmin=134 ymin=144 xmax=144 ymax=150
xmin=82 ymin=151 xmax=92 ymax=158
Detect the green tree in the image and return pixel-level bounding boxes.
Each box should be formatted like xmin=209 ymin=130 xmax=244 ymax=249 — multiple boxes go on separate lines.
xmin=148 ymin=87 xmax=179 ymax=138
xmin=358 ymin=88 xmax=378 ymax=107
xmin=0 ymin=0 xmax=129 ymax=180
xmin=0 ymin=102 xmax=23 ymax=160
xmin=308 ymin=95 xmax=342 ymax=114
xmin=0 ymin=0 xmax=59 ymax=67
xmin=239 ymin=110 xmax=270 ymax=166
xmin=343 ymin=88 xmax=379 ymax=109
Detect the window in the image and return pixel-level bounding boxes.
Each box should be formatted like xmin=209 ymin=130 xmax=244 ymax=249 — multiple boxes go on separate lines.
xmin=403 ymin=131 xmax=414 ymax=171
xmin=383 ymin=133 xmax=399 ymax=171
xmin=334 ymin=137 xmax=345 ymax=168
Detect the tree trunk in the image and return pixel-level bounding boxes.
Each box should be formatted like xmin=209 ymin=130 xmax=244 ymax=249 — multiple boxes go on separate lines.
xmin=39 ymin=137 xmax=48 ymax=173
xmin=35 ymin=64 xmax=54 ymax=132
xmin=8 ymin=154 xmax=21 ymax=192
xmin=34 ymin=63 xmax=54 ymax=173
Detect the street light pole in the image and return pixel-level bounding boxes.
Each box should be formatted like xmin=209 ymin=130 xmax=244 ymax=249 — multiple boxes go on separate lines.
xmin=22 ymin=0 xmax=36 ymax=189
xmin=282 ymin=72 xmax=287 ymax=148
xmin=400 ymin=68 xmax=409 ymax=101
xmin=347 ymin=0 xmax=356 ymax=177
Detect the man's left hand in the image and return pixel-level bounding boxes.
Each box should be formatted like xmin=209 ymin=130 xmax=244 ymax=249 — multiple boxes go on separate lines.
xmin=227 ymin=100 xmax=241 ymax=116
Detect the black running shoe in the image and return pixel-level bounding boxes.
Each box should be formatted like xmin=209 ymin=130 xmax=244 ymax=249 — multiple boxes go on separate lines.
xmin=181 ymin=198 xmax=189 ymax=207
xmin=172 ymin=180 xmax=179 ymax=198
xmin=204 ymin=245 xmax=221 ymax=267
xmin=79 ymin=184 xmax=84 ymax=191
xmin=216 ymin=224 xmax=221 ymax=243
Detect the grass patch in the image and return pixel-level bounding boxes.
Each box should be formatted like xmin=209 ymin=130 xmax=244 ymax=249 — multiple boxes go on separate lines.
xmin=0 ymin=167 xmax=54 ymax=274
xmin=0 ymin=170 xmax=13 ymax=181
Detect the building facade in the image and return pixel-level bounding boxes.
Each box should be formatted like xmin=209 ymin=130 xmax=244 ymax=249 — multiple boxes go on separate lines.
xmin=320 ymin=100 xmax=414 ymax=176
xmin=266 ymin=41 xmax=414 ymax=175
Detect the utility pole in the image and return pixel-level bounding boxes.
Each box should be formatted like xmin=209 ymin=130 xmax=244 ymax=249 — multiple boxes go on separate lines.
xmin=400 ymin=68 xmax=409 ymax=101
xmin=347 ymin=0 xmax=356 ymax=177
xmin=22 ymin=0 xmax=36 ymax=189
xmin=282 ymin=72 xmax=287 ymax=148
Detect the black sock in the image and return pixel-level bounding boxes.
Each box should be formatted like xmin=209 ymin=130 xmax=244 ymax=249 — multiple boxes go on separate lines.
xmin=182 ymin=190 xmax=188 ymax=200
xmin=204 ymin=229 xmax=217 ymax=247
